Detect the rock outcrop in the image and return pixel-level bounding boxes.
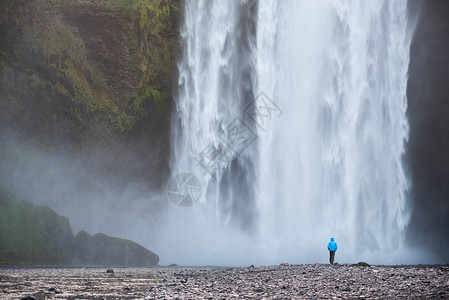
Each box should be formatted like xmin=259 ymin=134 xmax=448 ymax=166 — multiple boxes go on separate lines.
xmin=406 ymin=0 xmax=449 ymax=262
xmin=0 ymin=186 xmax=159 ymax=266
xmin=0 ymin=187 xmax=74 ymax=264
xmin=73 ymin=231 xmax=159 ymax=267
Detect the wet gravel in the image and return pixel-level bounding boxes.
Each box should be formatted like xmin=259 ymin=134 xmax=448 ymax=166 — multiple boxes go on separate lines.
xmin=1 ymin=264 xmax=448 ymax=299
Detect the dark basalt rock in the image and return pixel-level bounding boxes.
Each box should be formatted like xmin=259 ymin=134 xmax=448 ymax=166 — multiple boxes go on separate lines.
xmin=45 ymin=287 xmax=61 ymax=294
xmin=406 ymin=0 xmax=449 ymax=261
xmin=352 ymin=262 xmax=371 ymax=267
xmin=75 ymin=232 xmax=159 ymax=267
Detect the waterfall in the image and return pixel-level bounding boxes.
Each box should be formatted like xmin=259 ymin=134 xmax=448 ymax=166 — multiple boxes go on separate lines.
xmin=164 ymin=0 xmax=413 ymax=265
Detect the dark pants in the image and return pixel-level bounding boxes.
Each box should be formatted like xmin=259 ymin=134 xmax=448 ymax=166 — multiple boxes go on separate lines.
xmin=329 ymin=251 xmax=336 ymax=264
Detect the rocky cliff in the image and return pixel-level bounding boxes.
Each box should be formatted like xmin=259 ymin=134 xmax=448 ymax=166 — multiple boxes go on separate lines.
xmin=0 ymin=186 xmax=159 ymax=266
xmin=406 ymin=0 xmax=449 ymax=261
xmin=73 ymin=231 xmax=159 ymax=266
xmin=0 ymin=0 xmax=180 ymax=186
xmin=0 ymin=187 xmax=74 ymax=264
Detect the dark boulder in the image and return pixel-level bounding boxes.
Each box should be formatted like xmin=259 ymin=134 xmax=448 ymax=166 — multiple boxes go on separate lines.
xmin=45 ymin=287 xmax=62 ymax=294
xmin=352 ymin=262 xmax=371 ymax=267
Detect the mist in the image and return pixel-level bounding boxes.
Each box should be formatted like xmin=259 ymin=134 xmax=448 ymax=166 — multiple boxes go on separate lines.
xmin=0 ymin=131 xmax=167 ymax=253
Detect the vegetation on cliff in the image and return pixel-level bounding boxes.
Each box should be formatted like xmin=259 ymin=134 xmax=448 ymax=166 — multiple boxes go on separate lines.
xmin=0 ymin=186 xmax=159 ymax=266
xmin=0 ymin=0 xmax=180 ymax=185
xmin=0 ymin=186 xmax=74 ymax=264
xmin=73 ymin=230 xmax=159 ymax=267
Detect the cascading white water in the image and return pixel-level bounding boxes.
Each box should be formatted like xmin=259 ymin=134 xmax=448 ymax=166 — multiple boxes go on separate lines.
xmin=162 ymin=0 xmax=413 ymax=265
xmin=255 ymin=0 xmax=412 ymax=264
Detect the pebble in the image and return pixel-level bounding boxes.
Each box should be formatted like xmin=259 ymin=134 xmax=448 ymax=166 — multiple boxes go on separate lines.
xmin=45 ymin=287 xmax=62 ymax=294
xmin=20 ymin=296 xmax=37 ymax=300
xmin=0 ymin=264 xmax=448 ymax=299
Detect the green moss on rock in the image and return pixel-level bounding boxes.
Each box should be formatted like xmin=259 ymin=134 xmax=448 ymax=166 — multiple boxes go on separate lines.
xmin=0 ymin=186 xmax=74 ymax=264
xmin=0 ymin=186 xmax=159 ymax=266
xmin=0 ymin=0 xmax=180 ymax=154
xmin=73 ymin=231 xmax=159 ymax=267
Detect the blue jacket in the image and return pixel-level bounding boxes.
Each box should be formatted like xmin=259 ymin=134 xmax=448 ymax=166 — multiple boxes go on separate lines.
xmin=327 ymin=237 xmax=337 ymax=251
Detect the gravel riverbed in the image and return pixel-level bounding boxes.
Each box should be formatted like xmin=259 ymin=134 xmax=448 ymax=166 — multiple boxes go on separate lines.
xmin=1 ymin=264 xmax=448 ymax=299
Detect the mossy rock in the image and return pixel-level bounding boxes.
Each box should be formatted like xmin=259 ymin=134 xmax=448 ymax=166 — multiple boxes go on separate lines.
xmin=0 ymin=186 xmax=74 ymax=264
xmin=0 ymin=186 xmax=159 ymax=266
xmin=73 ymin=231 xmax=159 ymax=267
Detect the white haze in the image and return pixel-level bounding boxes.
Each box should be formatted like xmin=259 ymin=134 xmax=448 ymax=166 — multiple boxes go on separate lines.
xmin=0 ymin=134 xmax=166 ymax=252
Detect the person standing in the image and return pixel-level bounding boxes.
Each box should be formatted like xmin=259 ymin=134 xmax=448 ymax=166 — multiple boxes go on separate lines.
xmin=327 ymin=237 xmax=338 ymax=264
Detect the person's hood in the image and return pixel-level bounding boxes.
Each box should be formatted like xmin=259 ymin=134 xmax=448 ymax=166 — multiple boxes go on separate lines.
xmin=330 ymin=237 xmax=334 ymax=242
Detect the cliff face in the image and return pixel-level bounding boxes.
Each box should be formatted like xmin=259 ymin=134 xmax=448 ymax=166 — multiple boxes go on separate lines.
xmin=0 ymin=0 xmax=180 ymax=186
xmin=406 ymin=0 xmax=449 ymax=261
xmin=73 ymin=231 xmax=159 ymax=267
xmin=0 ymin=187 xmax=74 ymax=264
xmin=0 ymin=186 xmax=159 ymax=266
